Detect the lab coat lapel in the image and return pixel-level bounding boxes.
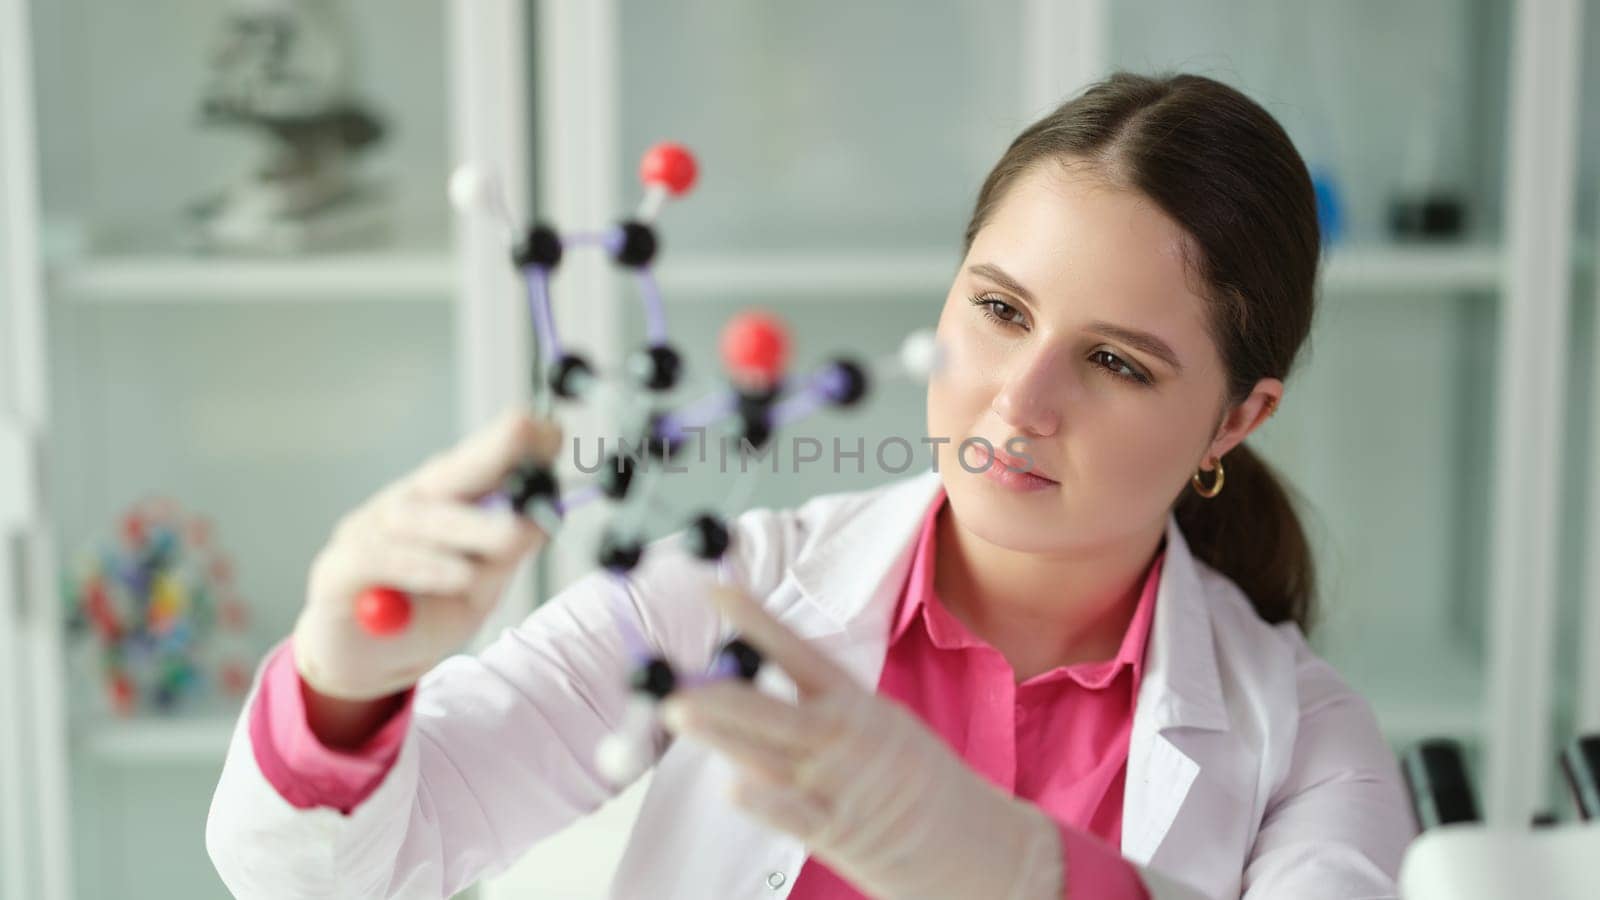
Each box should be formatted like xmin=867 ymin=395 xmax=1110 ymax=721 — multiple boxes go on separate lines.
xmin=1122 ymin=515 xmax=1245 ymax=872
xmin=775 ymin=471 xmax=945 ymax=695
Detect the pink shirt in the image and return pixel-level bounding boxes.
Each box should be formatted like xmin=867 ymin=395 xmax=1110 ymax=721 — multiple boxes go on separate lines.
xmin=249 ymin=643 xmax=414 ymax=815
xmin=250 ymin=489 xmax=1159 ymax=898
xmin=787 ymin=487 xmax=1157 ymax=899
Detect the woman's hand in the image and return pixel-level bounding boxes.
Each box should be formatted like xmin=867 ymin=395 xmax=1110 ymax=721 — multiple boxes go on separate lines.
xmin=661 ymin=586 xmax=1065 ymax=900
xmin=292 ymin=410 xmax=561 ymax=702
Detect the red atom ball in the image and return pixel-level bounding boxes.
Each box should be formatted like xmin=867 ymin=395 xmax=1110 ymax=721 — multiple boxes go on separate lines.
xmin=356 ymin=586 xmax=412 ymax=637
xmin=720 ymin=311 xmax=790 ymax=386
xmin=640 ymin=142 xmax=697 ymax=195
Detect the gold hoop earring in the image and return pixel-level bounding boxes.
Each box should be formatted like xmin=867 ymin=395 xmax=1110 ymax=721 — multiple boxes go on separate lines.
xmin=1192 ymin=456 xmax=1225 ymax=499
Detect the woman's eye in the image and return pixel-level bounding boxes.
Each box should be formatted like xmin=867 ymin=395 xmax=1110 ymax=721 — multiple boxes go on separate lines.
xmin=966 ymin=294 xmax=1150 ymax=386
xmin=1092 ymin=350 xmax=1151 ymax=386
xmin=968 ymin=294 xmax=1027 ymax=329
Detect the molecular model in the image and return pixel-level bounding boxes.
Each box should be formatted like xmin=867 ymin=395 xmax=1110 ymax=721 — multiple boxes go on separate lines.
xmin=354 ymin=142 xmax=941 ymax=782
xmin=65 ymin=497 xmax=255 ymax=716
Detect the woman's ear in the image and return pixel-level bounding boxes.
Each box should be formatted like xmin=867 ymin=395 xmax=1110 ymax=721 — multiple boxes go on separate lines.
xmin=1206 ymin=377 xmax=1284 ymax=461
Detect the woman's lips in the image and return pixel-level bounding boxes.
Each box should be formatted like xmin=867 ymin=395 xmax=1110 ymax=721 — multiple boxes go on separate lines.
xmin=967 ymin=441 xmax=1058 ymax=492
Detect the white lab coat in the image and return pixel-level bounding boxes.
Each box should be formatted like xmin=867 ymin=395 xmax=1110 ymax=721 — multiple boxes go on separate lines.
xmin=206 ymin=470 xmax=1418 ymax=899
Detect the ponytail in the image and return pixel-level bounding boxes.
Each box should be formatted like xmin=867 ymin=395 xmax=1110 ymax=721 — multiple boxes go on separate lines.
xmin=1173 ymin=443 xmax=1317 ymax=634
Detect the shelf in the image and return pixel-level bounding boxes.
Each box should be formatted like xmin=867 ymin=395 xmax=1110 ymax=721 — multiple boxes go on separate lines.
xmin=48 ymin=250 xmax=456 ymax=303
xmin=1375 ymin=700 xmax=1486 ymax=747
xmin=1321 ymin=243 xmax=1504 ymax=294
xmin=1345 ymin=635 xmax=1488 ymax=748
xmin=40 ymin=243 xmax=1512 ymax=305
xmin=79 ymin=715 xmax=238 ymax=765
xmin=651 ymin=244 xmax=1507 ymax=300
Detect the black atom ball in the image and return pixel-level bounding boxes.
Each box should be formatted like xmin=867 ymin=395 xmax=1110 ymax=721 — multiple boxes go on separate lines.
xmin=826 ymin=358 xmax=868 ymax=407
xmin=736 ymin=409 xmax=772 ymax=451
xmin=600 ymin=453 xmax=637 ymax=500
xmin=631 ymin=656 xmax=677 ymax=700
xmin=599 ymin=533 xmax=645 ymax=574
xmin=719 ymin=637 xmax=763 ymax=681
xmin=512 ymin=223 xmax=562 ymax=269
xmin=549 ymin=353 xmax=593 ymax=400
xmin=629 ymin=344 xmax=682 ymax=392
xmin=613 ymin=221 xmax=658 ymax=268
xmin=685 ymin=513 xmax=730 ymax=561
xmin=502 ymin=462 xmax=558 ymax=516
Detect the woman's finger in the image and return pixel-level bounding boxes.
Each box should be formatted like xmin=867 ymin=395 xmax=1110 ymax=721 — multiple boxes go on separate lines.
xmin=706 ymin=586 xmax=852 ymax=696
xmin=663 ymin=702 xmax=801 ymax=786
xmin=377 ymin=496 xmax=542 ymax=562
xmin=409 ymin=410 xmax=562 ymax=501
xmin=662 ymin=680 xmax=826 ymax=756
xmin=326 ymin=533 xmax=476 ymax=600
xmin=729 ymin=775 xmax=831 ymax=843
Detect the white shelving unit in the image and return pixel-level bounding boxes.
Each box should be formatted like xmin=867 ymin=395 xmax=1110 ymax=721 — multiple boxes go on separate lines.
xmin=1 ymin=0 xmax=531 ymax=897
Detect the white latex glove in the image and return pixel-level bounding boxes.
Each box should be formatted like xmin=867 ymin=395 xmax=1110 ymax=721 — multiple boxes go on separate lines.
xmin=292 ymin=410 xmax=561 ymax=701
xmin=661 ymin=586 xmax=1064 ymax=900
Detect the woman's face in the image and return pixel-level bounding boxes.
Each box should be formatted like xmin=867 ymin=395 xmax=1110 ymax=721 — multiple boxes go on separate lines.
xmin=926 ymin=161 xmax=1281 ymax=556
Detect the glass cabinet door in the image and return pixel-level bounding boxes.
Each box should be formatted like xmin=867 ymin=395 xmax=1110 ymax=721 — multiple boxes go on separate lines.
xmin=540 ymin=0 xmax=1539 ymax=739
xmin=27 ymin=1 xmax=461 ymax=896
xmin=597 ymin=0 xmax=1525 ymax=758
xmin=1107 ymin=0 xmax=1513 ymax=754
xmin=604 ymin=0 xmax=1032 ymax=520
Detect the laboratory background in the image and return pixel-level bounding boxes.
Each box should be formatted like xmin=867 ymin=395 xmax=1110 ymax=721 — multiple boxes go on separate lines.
xmin=1 ymin=0 xmax=1597 ymax=898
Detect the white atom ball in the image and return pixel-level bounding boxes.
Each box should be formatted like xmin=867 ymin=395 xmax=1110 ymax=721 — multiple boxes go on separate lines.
xmin=899 ymin=329 xmax=943 ymax=378
xmin=448 ymin=165 xmax=498 ymax=215
xmin=596 ymin=734 xmax=647 ymax=784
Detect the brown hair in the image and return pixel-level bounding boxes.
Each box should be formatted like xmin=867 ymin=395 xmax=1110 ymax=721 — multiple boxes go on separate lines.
xmin=963 ymin=71 xmax=1319 ymax=633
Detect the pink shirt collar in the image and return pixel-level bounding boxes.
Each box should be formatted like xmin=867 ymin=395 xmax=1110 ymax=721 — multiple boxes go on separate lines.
xmin=891 ymin=486 xmax=1164 ymax=690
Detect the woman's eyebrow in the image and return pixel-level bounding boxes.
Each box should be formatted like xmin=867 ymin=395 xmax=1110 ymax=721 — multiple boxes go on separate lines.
xmin=967 ymin=262 xmax=1035 ymax=303
xmin=1086 ymin=321 xmax=1184 ymax=374
xmin=967 ymin=262 xmax=1185 ymax=374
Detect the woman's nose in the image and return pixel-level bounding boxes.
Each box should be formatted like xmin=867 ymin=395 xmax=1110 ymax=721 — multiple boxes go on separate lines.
xmin=990 ymin=347 xmax=1063 ymax=438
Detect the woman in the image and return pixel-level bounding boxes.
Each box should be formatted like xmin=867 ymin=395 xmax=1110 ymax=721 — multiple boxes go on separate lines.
xmin=207 ymin=72 xmax=1417 ymax=899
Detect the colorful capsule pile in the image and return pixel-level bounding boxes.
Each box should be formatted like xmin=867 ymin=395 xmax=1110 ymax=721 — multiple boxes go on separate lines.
xmin=64 ymin=497 xmax=254 ymax=715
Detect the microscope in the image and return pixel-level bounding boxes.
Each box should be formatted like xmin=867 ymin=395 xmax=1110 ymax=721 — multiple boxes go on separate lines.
xmin=1399 ymin=735 xmax=1599 ymax=898
xmin=186 ymin=0 xmax=389 ymax=254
